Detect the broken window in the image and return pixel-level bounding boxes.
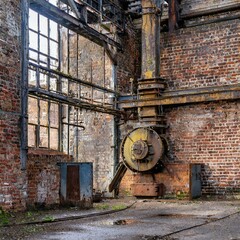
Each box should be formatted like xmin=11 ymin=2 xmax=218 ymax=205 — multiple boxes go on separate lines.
xmin=27 ymin=1 xmax=119 ymax=159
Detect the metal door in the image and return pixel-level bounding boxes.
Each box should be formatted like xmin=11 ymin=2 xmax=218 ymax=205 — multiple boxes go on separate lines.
xmin=67 ymin=165 xmax=80 ymax=202
xmin=191 ymin=164 xmax=202 ymax=199
xmin=59 ymin=163 xmax=93 ymax=208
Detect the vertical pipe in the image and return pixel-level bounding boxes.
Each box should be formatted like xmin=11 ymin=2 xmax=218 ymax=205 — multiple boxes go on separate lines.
xmin=141 ymin=0 xmax=161 ymax=79
xmin=112 ymin=64 xmax=119 ymax=175
xmin=20 ymin=0 xmax=29 ymax=170
xmin=139 ymin=0 xmax=165 ymax=126
xmin=47 ymin=17 xmax=51 ymax=149
xmin=58 ymin=17 xmax=62 ymax=152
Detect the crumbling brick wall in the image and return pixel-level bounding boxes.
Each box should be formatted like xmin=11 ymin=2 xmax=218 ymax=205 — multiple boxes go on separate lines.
xmin=0 ymin=0 xmax=27 ymax=211
xmin=27 ymin=149 xmax=73 ymax=208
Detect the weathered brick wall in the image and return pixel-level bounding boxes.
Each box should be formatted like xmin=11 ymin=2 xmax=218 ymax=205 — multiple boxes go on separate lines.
xmin=161 ymin=19 xmax=240 ymax=90
xmin=165 ymin=101 xmax=240 ymax=196
xmin=0 ymin=0 xmax=27 ymax=211
xmin=77 ymin=111 xmax=115 ymax=195
xmin=117 ymin=25 xmax=141 ymax=94
xmin=27 ymin=149 xmax=73 ymax=208
xmin=120 ymin=164 xmax=191 ymax=198
xmin=60 ymin=33 xmax=117 ymax=195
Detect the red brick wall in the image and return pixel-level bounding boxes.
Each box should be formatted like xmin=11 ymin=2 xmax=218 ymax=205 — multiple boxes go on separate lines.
xmin=27 ymin=149 xmax=73 ymax=208
xmin=161 ymin=19 xmax=240 ymax=90
xmin=0 ymin=0 xmax=27 ymax=211
xmin=117 ymin=27 xmax=141 ymax=94
xmin=165 ymin=101 xmax=240 ymax=196
xmin=120 ymin=101 xmax=240 ymax=198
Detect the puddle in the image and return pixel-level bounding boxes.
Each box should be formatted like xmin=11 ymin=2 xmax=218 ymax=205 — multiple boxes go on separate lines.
xmin=94 ymin=219 xmax=139 ymax=226
xmin=113 ymin=219 xmax=138 ymax=225
xmin=156 ymin=214 xmax=196 ymax=218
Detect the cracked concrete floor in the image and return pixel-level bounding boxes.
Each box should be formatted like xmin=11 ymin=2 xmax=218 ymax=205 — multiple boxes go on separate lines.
xmin=1 ymin=200 xmax=240 ymax=240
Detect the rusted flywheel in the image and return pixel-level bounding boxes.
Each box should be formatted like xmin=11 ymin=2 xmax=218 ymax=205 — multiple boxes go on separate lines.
xmin=121 ymin=127 xmax=165 ymax=172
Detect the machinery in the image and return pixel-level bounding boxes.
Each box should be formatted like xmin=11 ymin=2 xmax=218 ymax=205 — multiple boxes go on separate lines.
xmin=109 ymin=0 xmax=169 ymax=197
xmin=121 ymin=127 xmax=165 ymax=173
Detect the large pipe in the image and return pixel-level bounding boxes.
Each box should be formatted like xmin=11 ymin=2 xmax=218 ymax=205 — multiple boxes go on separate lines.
xmin=138 ymin=0 xmax=166 ymax=127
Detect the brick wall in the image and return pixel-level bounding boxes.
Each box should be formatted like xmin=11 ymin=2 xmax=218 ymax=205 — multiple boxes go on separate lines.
xmin=77 ymin=110 xmax=115 ymax=195
xmin=160 ymin=19 xmax=240 ymax=90
xmin=117 ymin=26 xmax=141 ymax=94
xmin=61 ymin=33 xmax=117 ymax=195
xmin=27 ymin=149 xmax=73 ymax=208
xmin=0 ymin=0 xmax=27 ymax=211
xmin=165 ymin=101 xmax=240 ymax=196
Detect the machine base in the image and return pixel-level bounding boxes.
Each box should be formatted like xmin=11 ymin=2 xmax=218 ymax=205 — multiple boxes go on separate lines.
xmin=131 ymin=183 xmax=163 ymax=197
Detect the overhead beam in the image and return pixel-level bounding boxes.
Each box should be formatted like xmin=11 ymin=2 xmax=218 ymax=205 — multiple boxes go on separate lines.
xmin=168 ymin=0 xmax=181 ymax=32
xmin=29 ymin=62 xmax=119 ymax=95
xmin=29 ymin=87 xmax=122 ymax=116
xmin=118 ymin=84 xmax=240 ymax=108
xmin=29 ymin=0 xmax=122 ymax=50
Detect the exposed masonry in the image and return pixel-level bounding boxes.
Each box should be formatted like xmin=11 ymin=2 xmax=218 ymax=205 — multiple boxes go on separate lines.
xmin=161 ymin=20 xmax=240 ymax=90
xmin=165 ymin=101 xmax=240 ymax=196
xmin=0 ymin=0 xmax=27 ymax=211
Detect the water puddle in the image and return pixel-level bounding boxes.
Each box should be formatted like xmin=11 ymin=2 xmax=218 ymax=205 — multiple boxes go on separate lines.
xmin=95 ymin=219 xmax=139 ymax=226
xmin=113 ymin=219 xmax=138 ymax=225
xmin=156 ymin=213 xmax=196 ymax=218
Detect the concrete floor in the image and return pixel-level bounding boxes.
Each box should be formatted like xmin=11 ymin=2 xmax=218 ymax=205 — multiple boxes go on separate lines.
xmin=1 ymin=200 xmax=240 ymax=240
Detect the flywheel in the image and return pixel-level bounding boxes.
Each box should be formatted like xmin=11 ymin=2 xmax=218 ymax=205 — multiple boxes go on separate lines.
xmin=121 ymin=127 xmax=165 ymax=172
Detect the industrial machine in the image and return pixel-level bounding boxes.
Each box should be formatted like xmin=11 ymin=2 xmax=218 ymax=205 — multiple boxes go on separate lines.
xmin=121 ymin=127 xmax=165 ymax=173
xmin=109 ymin=0 xmax=169 ymax=197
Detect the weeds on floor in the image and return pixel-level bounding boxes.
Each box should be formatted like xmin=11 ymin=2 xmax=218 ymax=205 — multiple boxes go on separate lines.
xmin=94 ymin=204 xmax=110 ymax=210
xmin=42 ymin=215 xmax=55 ymax=222
xmin=0 ymin=207 xmax=9 ymax=226
xmin=111 ymin=204 xmax=126 ymax=211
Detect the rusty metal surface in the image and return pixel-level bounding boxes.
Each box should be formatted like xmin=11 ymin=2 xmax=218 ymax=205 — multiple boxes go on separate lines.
xmin=121 ymin=127 xmax=164 ymax=172
xmin=168 ymin=0 xmax=181 ymax=32
xmin=109 ymin=162 xmax=128 ymax=193
xmin=139 ymin=0 xmax=167 ymax=126
xmin=67 ymin=165 xmax=80 ymax=202
xmin=119 ymin=84 xmax=240 ymax=109
xmin=131 ymin=183 xmax=162 ymax=197
xmin=141 ymin=0 xmax=161 ymax=79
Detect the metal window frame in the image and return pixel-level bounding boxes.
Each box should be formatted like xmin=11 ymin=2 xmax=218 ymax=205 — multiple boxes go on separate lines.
xmin=26 ymin=1 xmax=121 ymax=159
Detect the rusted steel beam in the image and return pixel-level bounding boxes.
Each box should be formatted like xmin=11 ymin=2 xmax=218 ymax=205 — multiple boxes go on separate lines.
xmin=29 ymin=0 xmax=122 ymax=50
xmin=168 ymin=0 xmax=180 ymax=32
xmin=118 ymin=84 xmax=240 ymax=108
xmin=181 ymin=2 xmax=240 ymax=19
xmin=28 ymin=87 xmax=123 ymax=116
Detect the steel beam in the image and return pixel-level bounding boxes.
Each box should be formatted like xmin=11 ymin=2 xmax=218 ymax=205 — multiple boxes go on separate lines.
xmin=29 ymin=0 xmax=122 ymax=50
xmin=29 ymin=87 xmax=122 ymax=116
xmin=29 ymin=62 xmax=119 ymax=95
xmin=118 ymin=84 xmax=240 ymax=108
xmin=168 ymin=0 xmax=180 ymax=32
xmin=20 ymin=0 xmax=29 ymax=170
